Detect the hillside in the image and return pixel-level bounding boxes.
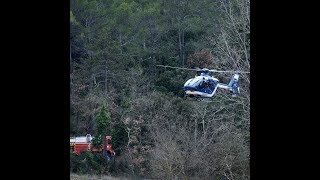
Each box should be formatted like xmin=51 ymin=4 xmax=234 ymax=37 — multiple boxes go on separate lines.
xmin=70 ymin=0 xmax=250 ymax=179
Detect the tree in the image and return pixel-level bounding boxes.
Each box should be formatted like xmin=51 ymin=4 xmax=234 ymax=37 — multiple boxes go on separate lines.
xmin=93 ymin=104 xmax=111 ymax=155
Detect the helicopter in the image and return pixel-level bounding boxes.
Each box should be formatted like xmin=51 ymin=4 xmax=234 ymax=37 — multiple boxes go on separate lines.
xmin=156 ymin=65 xmax=250 ymax=100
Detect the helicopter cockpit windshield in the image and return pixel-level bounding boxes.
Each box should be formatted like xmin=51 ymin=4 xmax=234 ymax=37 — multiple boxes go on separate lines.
xmin=184 ymin=76 xmax=204 ymax=90
xmin=186 ymin=78 xmax=201 ymax=87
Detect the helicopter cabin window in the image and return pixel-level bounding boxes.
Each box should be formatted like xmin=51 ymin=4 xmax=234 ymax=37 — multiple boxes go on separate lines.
xmin=199 ymin=80 xmax=209 ymax=88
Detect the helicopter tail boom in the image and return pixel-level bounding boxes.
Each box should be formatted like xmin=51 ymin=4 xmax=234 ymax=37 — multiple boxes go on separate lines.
xmin=217 ymin=74 xmax=240 ymax=95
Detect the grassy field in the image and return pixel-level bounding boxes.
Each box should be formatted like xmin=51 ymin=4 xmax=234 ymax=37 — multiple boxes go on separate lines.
xmin=70 ymin=174 xmax=129 ymax=180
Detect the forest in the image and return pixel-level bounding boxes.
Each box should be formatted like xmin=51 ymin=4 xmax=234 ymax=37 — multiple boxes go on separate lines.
xmin=70 ymin=0 xmax=250 ymax=179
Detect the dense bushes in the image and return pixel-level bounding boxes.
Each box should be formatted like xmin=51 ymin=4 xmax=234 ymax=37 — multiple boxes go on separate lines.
xmin=70 ymin=152 xmax=110 ymax=174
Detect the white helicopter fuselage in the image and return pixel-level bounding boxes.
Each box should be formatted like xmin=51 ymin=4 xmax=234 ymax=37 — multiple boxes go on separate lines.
xmin=183 ymin=74 xmax=239 ymax=98
xmin=155 ymin=65 xmax=243 ymax=98
xmin=183 ymin=75 xmax=220 ymax=98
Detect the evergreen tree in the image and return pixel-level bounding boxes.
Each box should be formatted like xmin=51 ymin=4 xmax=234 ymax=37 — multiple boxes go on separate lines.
xmin=93 ymin=104 xmax=111 ymax=151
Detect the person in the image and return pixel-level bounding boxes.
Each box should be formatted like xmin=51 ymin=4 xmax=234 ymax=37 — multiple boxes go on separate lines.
xmin=106 ymin=150 xmax=111 ymax=161
xmin=86 ymin=134 xmax=92 ymax=142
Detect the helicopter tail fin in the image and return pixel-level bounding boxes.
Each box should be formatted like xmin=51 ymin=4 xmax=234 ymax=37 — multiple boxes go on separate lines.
xmin=228 ymin=74 xmax=240 ymax=96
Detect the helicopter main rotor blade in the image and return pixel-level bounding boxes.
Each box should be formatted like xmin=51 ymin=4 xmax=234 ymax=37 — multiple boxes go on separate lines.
xmin=156 ymin=65 xmax=197 ymax=71
xmin=157 ymin=65 xmax=250 ymax=74
xmin=209 ymin=69 xmax=250 ymax=74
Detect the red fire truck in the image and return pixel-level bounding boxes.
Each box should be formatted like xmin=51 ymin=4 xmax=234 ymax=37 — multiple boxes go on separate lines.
xmin=70 ymin=134 xmax=115 ymax=160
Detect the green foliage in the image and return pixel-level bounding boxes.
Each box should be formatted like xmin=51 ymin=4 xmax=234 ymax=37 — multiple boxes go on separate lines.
xmin=96 ymin=104 xmax=111 ymax=135
xmin=111 ymin=121 xmax=128 ymax=154
xmin=70 ymin=11 xmax=79 ymax=25
xmin=70 ymin=151 xmax=110 ymax=174
xmin=92 ymin=104 xmax=111 ymax=147
xmin=155 ymin=70 xmax=186 ymax=96
xmin=91 ymin=134 xmax=103 ymax=148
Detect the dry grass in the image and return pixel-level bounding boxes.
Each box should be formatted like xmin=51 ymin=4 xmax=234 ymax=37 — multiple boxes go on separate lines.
xmin=70 ymin=173 xmax=129 ymax=180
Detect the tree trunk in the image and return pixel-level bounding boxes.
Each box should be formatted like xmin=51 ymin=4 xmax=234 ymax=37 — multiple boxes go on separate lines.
xmin=119 ymin=33 xmax=122 ymax=54
xmin=104 ymin=60 xmax=108 ymax=96
xmin=194 ymin=118 xmax=197 ymax=142
xmin=143 ymin=40 xmax=146 ymax=50
xmin=182 ymin=29 xmax=185 ymax=67
xmin=70 ymin=44 xmax=73 ymax=96
xmin=178 ymin=27 xmax=183 ymax=66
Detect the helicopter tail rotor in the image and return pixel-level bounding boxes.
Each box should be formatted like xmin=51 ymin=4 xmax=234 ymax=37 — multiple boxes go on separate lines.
xmin=228 ymin=74 xmax=240 ymax=96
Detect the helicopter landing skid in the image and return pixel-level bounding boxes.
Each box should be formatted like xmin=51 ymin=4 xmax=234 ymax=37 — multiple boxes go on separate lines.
xmin=184 ymin=96 xmax=213 ymax=102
